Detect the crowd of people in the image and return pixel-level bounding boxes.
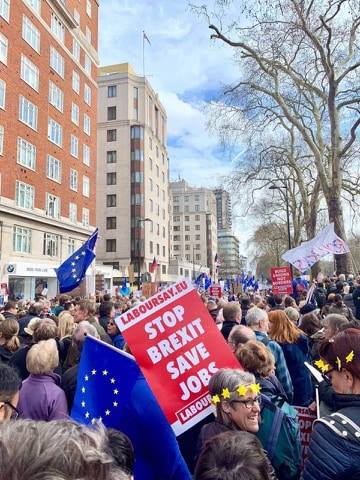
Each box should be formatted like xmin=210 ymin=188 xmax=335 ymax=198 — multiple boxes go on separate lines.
xmin=0 ymin=273 xmax=359 ymax=479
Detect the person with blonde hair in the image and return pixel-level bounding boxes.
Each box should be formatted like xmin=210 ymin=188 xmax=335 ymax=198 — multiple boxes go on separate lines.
xmin=57 ymin=310 xmax=75 ymax=364
xmin=0 ymin=318 xmax=20 ymax=363
xmin=17 ymin=339 xmax=68 ymax=421
xmin=269 ymin=310 xmax=313 ymax=406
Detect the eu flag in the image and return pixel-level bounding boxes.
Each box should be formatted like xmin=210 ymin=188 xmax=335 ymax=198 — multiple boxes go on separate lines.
xmin=71 ymin=336 xmax=191 ymax=480
xmin=55 ymin=228 xmax=98 ymax=293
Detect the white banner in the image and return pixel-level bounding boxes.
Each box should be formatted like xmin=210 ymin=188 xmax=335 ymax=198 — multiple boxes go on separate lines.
xmin=282 ymin=223 xmax=349 ymax=272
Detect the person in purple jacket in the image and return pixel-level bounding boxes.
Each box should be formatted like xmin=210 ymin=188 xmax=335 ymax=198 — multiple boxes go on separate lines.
xmin=17 ymin=338 xmax=68 ymax=421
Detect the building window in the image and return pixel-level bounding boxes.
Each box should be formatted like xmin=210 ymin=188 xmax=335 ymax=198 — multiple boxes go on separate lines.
xmin=131 ymin=149 xmax=144 ymax=161
xmin=131 ymin=194 xmax=143 ymax=206
xmin=185 ymin=216 xmax=190 ymax=221
xmin=85 ymin=26 xmax=91 ymax=44
xmin=70 ymin=135 xmax=79 ymax=158
xmin=70 ymin=169 xmax=78 ymax=191
xmin=13 ymin=226 xmax=31 ymax=253
xmin=24 ymin=0 xmax=40 ymax=13
xmin=73 ymin=8 xmax=80 ymax=24
xmin=185 ymin=235 xmax=190 ymax=241
xmin=107 ymin=106 xmax=116 ymax=121
xmin=149 ymin=199 xmax=153 ymax=212
xmin=48 ymin=81 xmax=63 ymax=112
xmin=0 ymin=0 xmax=10 ymax=21
xmin=106 ymin=217 xmax=116 ymax=229
xmin=19 ymin=96 xmax=38 ymax=130
xmin=69 ymin=203 xmax=77 ymax=223
xmin=71 ymin=102 xmax=79 ymax=125
xmin=156 ymin=243 xmax=160 ymax=255
xmin=184 ymin=205 xmax=189 ymax=213
xmin=72 ymin=70 xmax=80 ymax=94
xmin=106 ymin=239 xmax=116 ymax=252
xmin=106 ymin=172 xmax=116 ymax=185
xmin=72 ymin=38 xmax=80 ymax=61
xmin=173 ymin=216 xmax=180 ymax=222
xmin=50 ymin=46 xmax=64 ymax=78
xmin=46 ymin=193 xmax=60 ymax=219
xmin=51 ymin=13 xmax=65 ymax=43
xmin=81 ymin=114 xmax=89 ymax=136
xmin=0 ymin=79 xmax=5 ymax=109
xmin=133 ymin=87 xmax=138 ymax=120
xmin=43 ymin=233 xmax=58 ymax=257
xmin=48 ymin=118 xmax=62 ymax=146
xmin=162 ymin=264 xmax=166 ymax=274
xmin=22 ymin=16 xmax=40 ymax=53
xmin=195 ymin=214 xmax=200 ymax=221
xmin=20 ymin=55 xmax=39 ymax=91
xmin=149 ymin=178 xmax=153 ymax=191
xmin=0 ymin=125 xmax=4 ymax=155
xmin=17 ymin=137 xmax=36 ymax=170
xmin=108 ymin=85 xmax=117 ymax=97
xmin=0 ymin=33 xmax=7 ymax=65
xmin=195 ymin=204 xmax=200 ymax=211
xmin=131 ymin=126 xmax=144 ymax=139
xmin=15 ymin=181 xmax=34 ymax=209
xmin=84 ymin=84 xmax=91 ymax=105
xmin=86 ymin=0 xmax=92 ymax=17
xmin=195 ymin=234 xmax=201 ymax=240
xmin=106 ymin=194 xmax=116 ymax=207
xmin=185 ymin=225 xmax=190 ymax=231
xmin=131 ymin=171 xmax=143 ymax=183
xmin=84 ymin=53 xmax=91 ymax=76
xmin=150 ymin=241 xmax=153 ymax=254
xmin=107 ymin=129 xmax=117 ymax=142
xmin=196 ymin=254 xmax=201 ymax=261
xmin=68 ymin=238 xmax=75 ymax=255
xmin=156 ymin=165 xmax=159 ymax=177
xmin=83 ymin=144 xmax=90 ymax=166
xmin=82 ymin=208 xmax=89 ymax=227
xmin=47 ymin=155 xmax=61 ymax=182
xmin=106 ymin=150 xmax=116 ymax=163
xmin=173 ymin=245 xmax=180 ymax=251
xmin=173 ymin=206 xmax=179 ymax=213
xmin=83 ymin=176 xmax=90 ymax=197
xmin=195 ymin=225 xmax=200 ymax=230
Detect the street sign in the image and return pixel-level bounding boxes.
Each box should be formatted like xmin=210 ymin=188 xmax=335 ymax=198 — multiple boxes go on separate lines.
xmin=209 ymin=285 xmax=222 ymax=298
xmin=271 ymin=266 xmax=293 ymax=295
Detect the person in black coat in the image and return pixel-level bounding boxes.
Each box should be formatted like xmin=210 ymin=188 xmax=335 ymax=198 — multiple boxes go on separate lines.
xmin=353 ymin=278 xmax=360 ymax=320
xmin=221 ymin=303 xmax=241 ymax=341
xmin=98 ymin=301 xmax=114 ymax=331
xmin=302 ymin=328 xmax=360 ymax=480
xmin=18 ymin=302 xmax=43 ymax=341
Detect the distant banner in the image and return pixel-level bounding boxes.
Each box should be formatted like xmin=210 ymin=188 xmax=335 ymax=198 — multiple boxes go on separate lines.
xmin=282 ymin=223 xmax=349 ymax=272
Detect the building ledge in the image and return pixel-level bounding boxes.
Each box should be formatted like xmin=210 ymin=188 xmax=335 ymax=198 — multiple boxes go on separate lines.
xmin=48 ymin=0 xmax=78 ymax=28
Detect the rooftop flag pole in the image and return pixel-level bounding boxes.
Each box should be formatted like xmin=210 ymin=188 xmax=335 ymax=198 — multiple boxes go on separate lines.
xmin=142 ymin=31 xmax=151 ymax=78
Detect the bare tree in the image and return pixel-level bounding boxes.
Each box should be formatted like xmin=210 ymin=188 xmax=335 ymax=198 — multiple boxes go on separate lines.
xmin=194 ymin=0 xmax=360 ymax=273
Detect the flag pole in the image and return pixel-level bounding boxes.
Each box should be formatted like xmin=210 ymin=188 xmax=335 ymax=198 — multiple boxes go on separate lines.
xmin=142 ymin=30 xmax=145 ymax=78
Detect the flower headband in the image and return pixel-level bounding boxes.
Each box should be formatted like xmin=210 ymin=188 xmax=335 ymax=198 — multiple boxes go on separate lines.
xmin=314 ymin=350 xmax=355 ymax=373
xmin=211 ymin=383 xmax=261 ymax=405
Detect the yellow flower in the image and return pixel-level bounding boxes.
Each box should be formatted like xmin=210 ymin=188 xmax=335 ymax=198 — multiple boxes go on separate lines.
xmin=314 ymin=359 xmax=330 ymax=373
xmin=221 ymin=388 xmax=231 ymax=399
xmin=237 ymin=385 xmax=248 ymax=397
xmin=249 ymin=383 xmax=261 ymax=394
xmin=346 ymin=351 xmax=355 ymax=363
xmin=211 ymin=394 xmax=220 ymax=405
xmin=336 ymin=357 xmax=342 ymax=371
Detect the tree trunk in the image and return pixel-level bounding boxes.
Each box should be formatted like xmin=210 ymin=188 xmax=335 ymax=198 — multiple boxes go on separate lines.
xmin=328 ymin=195 xmax=351 ymax=274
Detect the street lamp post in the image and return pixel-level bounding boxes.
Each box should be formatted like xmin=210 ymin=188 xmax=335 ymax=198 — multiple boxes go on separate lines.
xmin=136 ymin=218 xmax=152 ymax=290
xmin=269 ymin=185 xmax=292 ymax=274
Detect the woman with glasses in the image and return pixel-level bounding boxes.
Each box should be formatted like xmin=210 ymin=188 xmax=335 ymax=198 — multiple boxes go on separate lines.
xmin=107 ymin=318 xmax=125 ymax=350
xmin=0 ymin=363 xmax=21 ymax=421
xmin=302 ymin=328 xmax=360 ymax=480
xmin=197 ymin=369 xmax=275 ymax=477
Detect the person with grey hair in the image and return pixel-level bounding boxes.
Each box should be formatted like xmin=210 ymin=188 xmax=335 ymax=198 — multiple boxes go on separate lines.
xmin=228 ymin=325 xmax=256 ymax=352
xmin=0 ymin=419 xmax=130 ymax=479
xmin=323 ymin=313 xmax=349 ymax=340
xmin=285 ymin=306 xmax=300 ymax=325
xmin=246 ymin=307 xmax=293 ymax=402
xmin=61 ymin=321 xmax=99 ymax=411
xmin=17 ymin=339 xmax=68 ymax=421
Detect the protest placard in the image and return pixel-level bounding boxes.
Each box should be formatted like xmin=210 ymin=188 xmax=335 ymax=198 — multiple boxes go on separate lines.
xmin=294 ymin=406 xmax=316 ymax=468
xmin=116 ymin=279 xmax=240 ymax=435
xmin=271 ymin=266 xmax=293 ymax=295
xmin=209 ymin=284 xmax=222 ymax=298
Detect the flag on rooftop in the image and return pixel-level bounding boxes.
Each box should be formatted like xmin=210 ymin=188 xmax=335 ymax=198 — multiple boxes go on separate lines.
xmin=149 ymin=256 xmax=158 ymax=273
xmin=143 ymin=31 xmax=151 ymax=45
xmin=71 ymin=336 xmax=191 ymax=479
xmin=54 ymin=228 xmax=98 ymax=293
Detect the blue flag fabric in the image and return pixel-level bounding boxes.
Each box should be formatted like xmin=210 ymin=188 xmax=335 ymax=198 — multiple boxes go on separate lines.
xmin=204 ymin=275 xmax=212 ymax=290
xmin=55 ymin=228 xmax=98 ymax=293
xmin=71 ymin=336 xmax=191 ymax=480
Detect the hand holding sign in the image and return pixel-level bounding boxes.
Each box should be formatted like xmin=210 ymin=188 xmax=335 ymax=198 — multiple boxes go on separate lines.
xmin=116 ymin=279 xmax=240 ymax=435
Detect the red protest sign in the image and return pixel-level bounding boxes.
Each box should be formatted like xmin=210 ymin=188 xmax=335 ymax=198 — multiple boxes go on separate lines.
xmin=271 ymin=266 xmax=293 ymax=295
xmin=116 ymin=279 xmax=240 ymax=435
xmin=209 ymin=285 xmax=222 ymax=298
xmin=294 ymin=406 xmax=316 ymax=469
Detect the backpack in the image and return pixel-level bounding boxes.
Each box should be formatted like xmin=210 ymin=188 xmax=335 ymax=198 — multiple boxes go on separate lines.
xmin=257 ymin=394 xmax=301 ymax=480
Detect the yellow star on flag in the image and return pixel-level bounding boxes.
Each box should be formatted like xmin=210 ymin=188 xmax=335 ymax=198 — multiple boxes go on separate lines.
xmin=346 ymin=351 xmax=355 ymax=363
xmin=237 ymin=385 xmax=248 ymax=396
xmin=249 ymin=383 xmax=261 ymax=394
xmin=221 ymin=388 xmax=231 ymax=399
xmin=336 ymin=357 xmax=342 ymax=371
xmin=211 ymin=394 xmax=220 ymax=405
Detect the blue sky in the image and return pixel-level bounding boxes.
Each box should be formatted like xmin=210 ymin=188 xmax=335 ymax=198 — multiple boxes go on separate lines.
xmin=98 ymin=0 xmax=240 ymax=187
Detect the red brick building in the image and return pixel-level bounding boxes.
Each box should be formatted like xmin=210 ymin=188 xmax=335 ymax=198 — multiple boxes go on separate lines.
xmin=0 ymin=0 xmax=99 ymax=300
